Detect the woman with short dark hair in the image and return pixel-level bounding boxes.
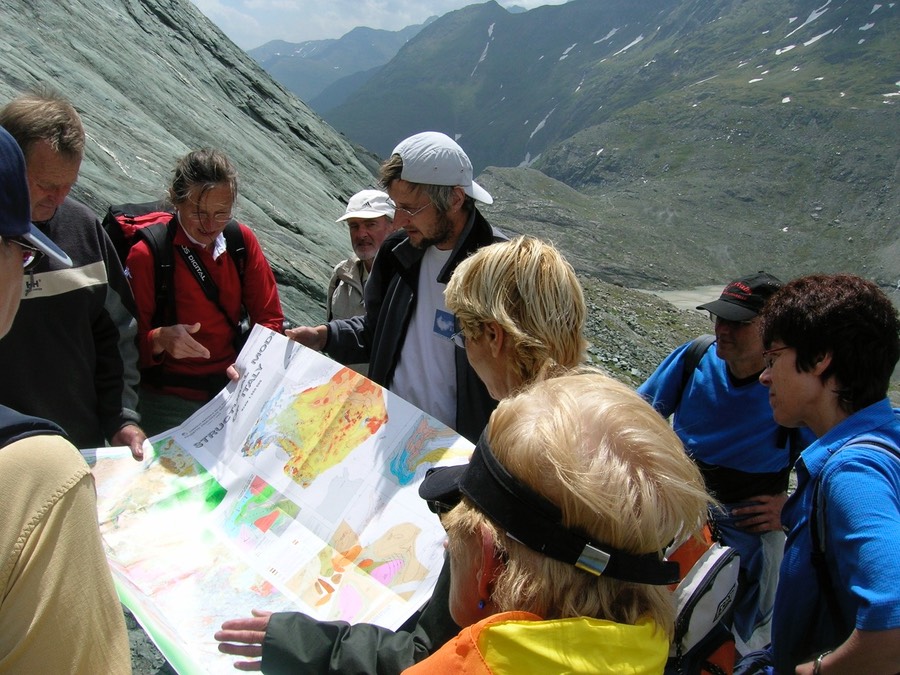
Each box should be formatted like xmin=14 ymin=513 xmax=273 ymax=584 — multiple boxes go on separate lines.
xmin=757 ymin=273 xmax=900 ymax=674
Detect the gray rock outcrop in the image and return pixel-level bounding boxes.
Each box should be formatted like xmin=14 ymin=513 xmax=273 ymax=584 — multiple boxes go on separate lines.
xmin=1 ymin=0 xmax=378 ymax=325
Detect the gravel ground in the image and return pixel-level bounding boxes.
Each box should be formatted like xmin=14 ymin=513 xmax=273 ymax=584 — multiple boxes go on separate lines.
xmin=125 ymin=608 xmax=176 ymax=675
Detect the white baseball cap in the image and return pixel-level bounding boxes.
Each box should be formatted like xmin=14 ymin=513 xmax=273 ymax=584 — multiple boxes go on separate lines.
xmin=392 ymin=132 xmax=493 ymax=205
xmin=336 ymin=189 xmax=395 ymax=222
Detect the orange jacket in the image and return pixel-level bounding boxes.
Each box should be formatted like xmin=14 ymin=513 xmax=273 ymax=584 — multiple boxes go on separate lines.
xmin=404 ymin=610 xmax=668 ymax=674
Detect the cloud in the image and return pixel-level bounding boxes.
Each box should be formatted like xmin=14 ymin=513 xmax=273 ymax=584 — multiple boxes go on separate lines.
xmin=190 ymin=0 xmax=571 ymax=50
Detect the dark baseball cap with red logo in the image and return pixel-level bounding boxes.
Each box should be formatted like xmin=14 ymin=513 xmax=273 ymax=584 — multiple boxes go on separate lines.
xmin=696 ymin=271 xmax=782 ymax=321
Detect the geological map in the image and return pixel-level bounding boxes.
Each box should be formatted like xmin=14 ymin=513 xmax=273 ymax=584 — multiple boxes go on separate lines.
xmin=93 ymin=326 xmax=474 ymax=673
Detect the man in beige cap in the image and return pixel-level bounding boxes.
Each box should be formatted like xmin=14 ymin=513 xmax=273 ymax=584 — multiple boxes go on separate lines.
xmin=327 ymin=189 xmax=396 ymax=322
xmin=288 ymin=131 xmax=505 ymax=443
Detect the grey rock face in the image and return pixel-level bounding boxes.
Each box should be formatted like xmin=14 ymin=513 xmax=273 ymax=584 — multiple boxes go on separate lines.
xmin=0 ymin=0 xmax=378 ymax=325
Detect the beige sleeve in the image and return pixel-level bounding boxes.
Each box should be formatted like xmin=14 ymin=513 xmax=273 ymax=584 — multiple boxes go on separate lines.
xmin=0 ymin=434 xmax=131 ymax=674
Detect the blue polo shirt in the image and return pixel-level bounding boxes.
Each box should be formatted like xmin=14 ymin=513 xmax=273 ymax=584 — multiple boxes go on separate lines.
xmin=639 ymin=340 xmax=794 ymax=473
xmin=771 ymin=399 xmax=900 ymax=672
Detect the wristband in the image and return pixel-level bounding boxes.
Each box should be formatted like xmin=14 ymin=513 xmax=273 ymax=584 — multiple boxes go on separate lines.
xmin=813 ymin=650 xmax=832 ymax=675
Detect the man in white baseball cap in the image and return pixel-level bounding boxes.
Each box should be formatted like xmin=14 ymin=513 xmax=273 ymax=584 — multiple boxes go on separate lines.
xmin=327 ymin=189 xmax=396 ymax=323
xmin=239 ymin=130 xmax=507 ymax=675
xmin=288 ymin=131 xmax=504 ymax=442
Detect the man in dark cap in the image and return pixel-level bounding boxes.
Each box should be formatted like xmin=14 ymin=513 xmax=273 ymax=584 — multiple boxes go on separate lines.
xmin=639 ymin=272 xmax=812 ymax=656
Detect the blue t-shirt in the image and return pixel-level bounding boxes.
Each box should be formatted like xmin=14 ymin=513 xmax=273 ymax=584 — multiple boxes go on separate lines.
xmin=771 ymin=399 xmax=900 ymax=672
xmin=639 ymin=340 xmax=798 ymax=474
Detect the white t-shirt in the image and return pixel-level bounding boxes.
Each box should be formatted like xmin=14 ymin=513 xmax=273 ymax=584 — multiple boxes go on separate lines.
xmin=390 ymin=247 xmax=457 ymax=429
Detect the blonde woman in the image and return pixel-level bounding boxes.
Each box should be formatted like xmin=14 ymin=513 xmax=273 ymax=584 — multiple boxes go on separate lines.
xmin=413 ymin=372 xmax=711 ymax=673
xmin=217 ymin=236 xmax=589 ymax=672
xmin=444 ymin=235 xmax=587 ymax=399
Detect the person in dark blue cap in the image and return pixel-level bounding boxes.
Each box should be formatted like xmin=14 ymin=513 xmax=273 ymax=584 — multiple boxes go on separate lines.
xmin=639 ymin=272 xmax=814 ymax=654
xmin=0 ymin=125 xmax=131 ymax=671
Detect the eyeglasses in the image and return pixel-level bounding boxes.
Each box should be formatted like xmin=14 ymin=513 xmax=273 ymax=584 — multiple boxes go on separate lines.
xmin=762 ymin=346 xmax=790 ymax=370
xmin=189 ymin=210 xmax=233 ymax=225
xmin=179 ymin=201 xmax=234 ymax=226
xmin=388 ymin=200 xmax=432 ymax=218
xmin=6 ymin=237 xmax=45 ymax=272
xmin=448 ymin=328 xmax=466 ymax=350
xmin=709 ymin=312 xmax=755 ymax=328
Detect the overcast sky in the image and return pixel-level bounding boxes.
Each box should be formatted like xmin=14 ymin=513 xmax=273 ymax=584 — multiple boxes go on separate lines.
xmin=190 ymin=0 xmax=571 ymax=50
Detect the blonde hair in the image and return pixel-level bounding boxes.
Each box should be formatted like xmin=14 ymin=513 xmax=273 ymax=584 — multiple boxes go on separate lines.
xmin=444 ymin=371 xmax=709 ymax=636
xmin=445 ymin=236 xmax=587 ymax=384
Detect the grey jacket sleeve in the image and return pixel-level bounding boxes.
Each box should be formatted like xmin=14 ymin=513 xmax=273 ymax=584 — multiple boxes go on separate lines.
xmin=261 ymin=559 xmax=458 ymax=675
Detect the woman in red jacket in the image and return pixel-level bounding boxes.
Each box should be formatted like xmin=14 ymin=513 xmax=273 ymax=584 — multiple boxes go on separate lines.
xmin=126 ymin=149 xmax=284 ymax=436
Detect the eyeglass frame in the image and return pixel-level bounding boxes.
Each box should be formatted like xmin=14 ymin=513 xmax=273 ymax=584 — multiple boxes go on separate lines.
xmin=449 ymin=327 xmax=466 ymax=350
xmin=177 ymin=199 xmax=234 ymax=227
xmin=5 ymin=236 xmax=45 ymax=272
xmin=388 ymin=199 xmax=433 ymax=219
xmin=762 ymin=345 xmax=790 ymax=370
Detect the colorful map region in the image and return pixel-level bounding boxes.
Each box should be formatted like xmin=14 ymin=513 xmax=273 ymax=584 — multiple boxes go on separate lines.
xmin=286 ymin=519 xmax=429 ymax=622
xmin=221 ymin=476 xmax=301 ymax=553
xmin=95 ymin=436 xmax=223 ymax=532
xmin=242 ymin=367 xmax=388 ymax=487
xmin=390 ymin=415 xmax=472 ymax=485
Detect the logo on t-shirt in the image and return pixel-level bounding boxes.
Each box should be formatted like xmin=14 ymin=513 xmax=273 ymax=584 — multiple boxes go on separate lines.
xmin=433 ymin=309 xmax=455 ymax=339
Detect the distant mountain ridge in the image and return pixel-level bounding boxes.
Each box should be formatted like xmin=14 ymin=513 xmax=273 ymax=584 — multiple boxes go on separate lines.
xmin=248 ymin=20 xmax=433 ymax=104
xmin=317 ymin=0 xmax=898 ymax=291
xmin=324 ymin=0 xmax=898 ymax=170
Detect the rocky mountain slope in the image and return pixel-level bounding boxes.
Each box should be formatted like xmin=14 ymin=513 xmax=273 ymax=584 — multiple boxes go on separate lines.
xmin=0 ymin=0 xmax=378 ymax=325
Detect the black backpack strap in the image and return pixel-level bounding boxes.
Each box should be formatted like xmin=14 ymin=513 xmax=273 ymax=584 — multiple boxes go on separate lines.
xmin=174 ymin=220 xmax=250 ymax=347
xmin=222 ymin=219 xmax=247 ymax=281
xmin=674 ymin=334 xmax=716 ymax=409
xmin=0 ymin=404 xmax=66 ymax=448
xmin=223 ymin=220 xmax=251 ymax=343
xmin=138 ymin=220 xmax=178 ymax=329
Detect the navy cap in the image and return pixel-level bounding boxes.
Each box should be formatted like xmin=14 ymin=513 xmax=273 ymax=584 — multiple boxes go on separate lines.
xmin=697 ymin=271 xmax=782 ymax=321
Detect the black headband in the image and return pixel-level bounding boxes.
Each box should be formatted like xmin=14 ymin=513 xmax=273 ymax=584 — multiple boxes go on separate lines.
xmin=420 ymin=432 xmax=680 ymax=585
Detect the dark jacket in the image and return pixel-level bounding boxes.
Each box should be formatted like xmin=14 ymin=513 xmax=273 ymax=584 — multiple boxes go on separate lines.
xmin=326 ymin=207 xmax=505 ymax=443
xmin=0 ymin=198 xmax=141 ymax=448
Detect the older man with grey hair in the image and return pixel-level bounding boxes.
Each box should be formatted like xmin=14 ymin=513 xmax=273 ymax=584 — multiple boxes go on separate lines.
xmin=327 ymin=189 xmax=396 ymax=322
